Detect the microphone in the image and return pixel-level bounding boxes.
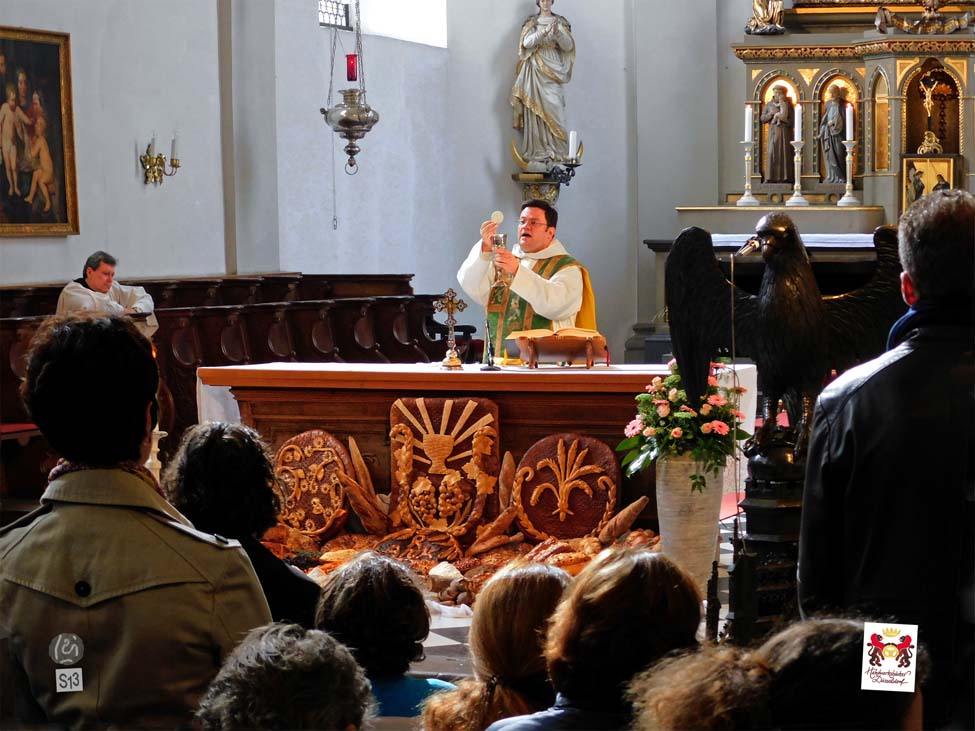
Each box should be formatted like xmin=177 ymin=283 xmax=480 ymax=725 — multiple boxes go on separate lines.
xmin=481 ymin=318 xmax=500 ymax=371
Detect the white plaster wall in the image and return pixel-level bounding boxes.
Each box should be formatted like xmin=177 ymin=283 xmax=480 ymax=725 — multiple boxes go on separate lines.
xmin=445 ymin=0 xmax=638 ymax=358
xmin=0 ymin=0 xmax=226 ymax=284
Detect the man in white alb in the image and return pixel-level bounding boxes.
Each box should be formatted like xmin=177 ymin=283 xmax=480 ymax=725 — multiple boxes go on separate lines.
xmin=57 ymin=251 xmax=158 ymax=338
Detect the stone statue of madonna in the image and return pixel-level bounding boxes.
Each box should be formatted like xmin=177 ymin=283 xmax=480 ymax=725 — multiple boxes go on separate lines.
xmin=510 ymin=0 xmax=575 ymax=172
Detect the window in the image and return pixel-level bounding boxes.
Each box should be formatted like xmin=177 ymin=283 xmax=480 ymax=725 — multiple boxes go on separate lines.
xmin=319 ymin=0 xmax=352 ymax=30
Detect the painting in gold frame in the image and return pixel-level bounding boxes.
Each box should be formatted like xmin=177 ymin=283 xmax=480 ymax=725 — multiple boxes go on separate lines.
xmin=902 ymin=156 xmax=953 ymax=214
xmin=0 ymin=26 xmax=78 ymax=236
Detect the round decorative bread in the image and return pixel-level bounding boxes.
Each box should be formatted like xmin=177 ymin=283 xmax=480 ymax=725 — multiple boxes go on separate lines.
xmin=274 ymin=430 xmax=351 ymax=541
xmin=513 ymin=432 xmax=619 ymax=541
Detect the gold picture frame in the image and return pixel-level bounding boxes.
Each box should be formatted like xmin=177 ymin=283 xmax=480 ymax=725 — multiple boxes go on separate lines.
xmin=0 ymin=26 xmax=79 ymax=236
xmin=902 ymin=156 xmax=954 ymax=214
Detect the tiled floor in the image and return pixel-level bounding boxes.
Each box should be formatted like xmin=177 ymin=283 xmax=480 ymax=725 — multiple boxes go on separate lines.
xmin=414 ymin=505 xmax=746 ymax=681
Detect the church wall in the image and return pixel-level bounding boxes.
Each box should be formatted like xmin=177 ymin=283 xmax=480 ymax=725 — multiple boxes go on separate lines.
xmin=0 ymin=0 xmax=227 ymax=284
xmin=445 ymin=0 xmax=638 ymax=358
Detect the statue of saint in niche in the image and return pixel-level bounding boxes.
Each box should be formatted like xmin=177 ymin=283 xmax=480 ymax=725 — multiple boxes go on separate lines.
xmin=510 ymin=0 xmax=575 ymax=172
xmin=761 ymin=85 xmax=794 ymax=184
xmin=819 ymin=84 xmax=847 ymax=184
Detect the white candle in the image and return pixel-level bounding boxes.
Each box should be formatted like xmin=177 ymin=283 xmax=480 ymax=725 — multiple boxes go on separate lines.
xmin=568 ymin=130 xmax=578 ymax=160
xmin=794 ymin=102 xmax=802 ymax=142
xmin=171 ymin=133 xmax=179 ymax=160
xmin=150 ymin=131 xmax=156 ymax=157
xmin=745 ymin=104 xmax=753 ymax=142
xmin=845 ymin=103 xmax=854 ymax=140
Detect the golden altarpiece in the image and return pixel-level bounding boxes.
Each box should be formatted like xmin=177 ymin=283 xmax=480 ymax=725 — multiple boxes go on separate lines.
xmin=731 ymin=0 xmax=974 ymax=223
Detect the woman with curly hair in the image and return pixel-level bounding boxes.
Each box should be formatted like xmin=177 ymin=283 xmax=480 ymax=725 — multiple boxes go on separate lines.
xmin=422 ymin=562 xmax=570 ymax=731
xmin=316 ymin=551 xmax=456 ymax=725
xmin=628 ymin=618 xmax=927 ymax=730
xmin=163 ymin=421 xmax=321 ymax=628
xmin=487 ymin=548 xmax=701 ymax=731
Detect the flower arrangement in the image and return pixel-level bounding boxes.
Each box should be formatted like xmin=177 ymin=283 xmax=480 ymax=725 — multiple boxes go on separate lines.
xmin=616 ymin=359 xmax=750 ymax=492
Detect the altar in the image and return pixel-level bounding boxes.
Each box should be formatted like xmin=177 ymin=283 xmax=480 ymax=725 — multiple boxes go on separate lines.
xmin=197 ymin=362 xmax=758 ymax=516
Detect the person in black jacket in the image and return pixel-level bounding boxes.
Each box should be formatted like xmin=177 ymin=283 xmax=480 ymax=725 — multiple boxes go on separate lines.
xmin=799 ymin=189 xmax=974 ymax=729
xmin=164 ymin=422 xmax=321 ymax=628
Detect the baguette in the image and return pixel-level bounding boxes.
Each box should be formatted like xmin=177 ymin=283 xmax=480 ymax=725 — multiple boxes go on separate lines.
xmin=499 ymin=451 xmax=516 ymax=508
xmin=347 ymin=437 xmax=377 ymax=501
xmin=468 ymin=532 xmax=524 ymax=557
xmin=337 ymin=471 xmax=389 ymax=535
xmin=598 ymin=495 xmax=649 ymax=545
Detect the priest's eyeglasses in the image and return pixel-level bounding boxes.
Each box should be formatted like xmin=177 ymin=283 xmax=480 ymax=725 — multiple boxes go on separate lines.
xmin=518 ymin=218 xmax=548 ymax=229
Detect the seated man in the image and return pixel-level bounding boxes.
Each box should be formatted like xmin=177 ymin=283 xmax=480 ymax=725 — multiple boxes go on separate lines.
xmin=197 ymin=622 xmax=374 ymax=730
xmin=0 ymin=313 xmax=271 ymax=728
xmin=56 ymin=250 xmax=158 ymax=338
xmin=457 ymin=199 xmax=596 ymax=360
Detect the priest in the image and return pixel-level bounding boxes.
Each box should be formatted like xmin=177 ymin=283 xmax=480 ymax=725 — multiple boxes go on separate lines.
xmin=457 ymin=199 xmax=596 ymax=360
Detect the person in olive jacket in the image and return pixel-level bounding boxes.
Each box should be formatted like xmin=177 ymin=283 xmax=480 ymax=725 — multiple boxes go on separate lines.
xmin=0 ymin=313 xmax=271 ymax=729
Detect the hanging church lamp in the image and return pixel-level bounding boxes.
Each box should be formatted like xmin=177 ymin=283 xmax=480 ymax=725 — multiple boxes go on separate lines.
xmin=320 ymin=0 xmax=379 ymax=174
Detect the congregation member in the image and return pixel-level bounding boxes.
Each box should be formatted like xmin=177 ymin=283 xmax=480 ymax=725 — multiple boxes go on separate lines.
xmin=56 ymin=250 xmax=158 ymax=338
xmin=163 ymin=421 xmax=322 ymax=629
xmin=628 ymin=617 xmax=927 ymax=730
xmin=487 ymin=548 xmax=701 ymax=731
xmin=196 ymin=622 xmax=375 ymax=730
xmin=422 ymin=561 xmax=570 ymax=731
xmin=457 ymin=199 xmax=596 ymax=359
xmin=0 ymin=313 xmax=270 ymax=728
xmin=799 ymin=189 xmax=975 ymax=729
xmin=316 ymin=551 xmax=456 ymax=727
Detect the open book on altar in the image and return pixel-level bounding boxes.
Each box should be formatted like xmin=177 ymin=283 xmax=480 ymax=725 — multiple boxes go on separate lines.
xmin=504 ymin=327 xmax=609 ymax=369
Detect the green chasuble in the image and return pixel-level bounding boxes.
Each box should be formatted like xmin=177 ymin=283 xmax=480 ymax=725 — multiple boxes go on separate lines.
xmin=485 ymin=254 xmax=580 ymax=359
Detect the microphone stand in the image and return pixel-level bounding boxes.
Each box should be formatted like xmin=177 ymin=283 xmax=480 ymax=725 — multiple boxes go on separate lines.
xmin=481 ymin=318 xmax=500 ymax=371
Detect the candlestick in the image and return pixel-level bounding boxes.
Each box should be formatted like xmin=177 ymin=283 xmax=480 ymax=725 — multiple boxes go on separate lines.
xmin=744 ymin=105 xmax=753 ymax=143
xmin=737 ymin=140 xmax=760 ymax=206
xmin=793 ymin=102 xmax=802 ymax=143
xmin=786 ymin=140 xmax=809 ymax=206
xmin=837 ymin=140 xmax=860 ymax=206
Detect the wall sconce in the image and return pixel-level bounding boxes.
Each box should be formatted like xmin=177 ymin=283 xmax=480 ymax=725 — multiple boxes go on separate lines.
xmin=140 ymin=133 xmax=180 ymax=185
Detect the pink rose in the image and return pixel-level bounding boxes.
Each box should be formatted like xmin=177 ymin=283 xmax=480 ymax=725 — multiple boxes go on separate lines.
xmin=710 ymin=421 xmax=730 ymax=436
xmin=642 ymin=427 xmax=655 ymax=437
xmin=624 ymin=418 xmax=645 ymax=437
xmin=670 ymin=427 xmax=683 ymax=439
xmin=707 ymin=394 xmax=728 ymax=407
xmin=700 ymin=423 xmax=712 ymax=434
xmin=700 ymin=403 xmax=712 ymax=416
xmin=656 ymin=403 xmax=671 ymax=418
xmin=667 ymin=358 xmax=677 ymax=368
xmin=651 ymin=376 xmax=663 ymax=388
xmin=707 ymin=376 xmax=719 ymax=387
xmin=668 ymin=388 xmax=679 ymax=402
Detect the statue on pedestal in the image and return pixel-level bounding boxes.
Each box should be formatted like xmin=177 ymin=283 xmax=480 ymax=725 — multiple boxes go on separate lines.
xmin=510 ymin=0 xmax=575 ymax=173
xmin=746 ymin=0 xmax=786 ymax=35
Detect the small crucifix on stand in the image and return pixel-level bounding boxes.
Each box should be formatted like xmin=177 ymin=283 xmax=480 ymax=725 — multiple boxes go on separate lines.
xmin=434 ymin=288 xmax=468 ymax=370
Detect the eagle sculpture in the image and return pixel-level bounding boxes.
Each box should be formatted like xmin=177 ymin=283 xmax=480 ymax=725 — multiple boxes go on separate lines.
xmin=666 ymin=213 xmax=904 ymax=456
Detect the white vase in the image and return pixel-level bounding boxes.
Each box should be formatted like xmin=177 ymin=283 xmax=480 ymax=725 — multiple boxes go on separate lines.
xmin=655 ymin=453 xmax=725 ymax=595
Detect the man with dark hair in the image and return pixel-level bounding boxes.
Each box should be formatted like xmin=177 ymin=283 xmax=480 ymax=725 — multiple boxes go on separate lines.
xmin=799 ymin=189 xmax=974 ymax=729
xmin=56 ymin=250 xmax=158 ymax=338
xmin=197 ymin=622 xmax=375 ymax=730
xmin=457 ymin=198 xmax=596 ymax=360
xmin=0 ymin=313 xmax=270 ymax=728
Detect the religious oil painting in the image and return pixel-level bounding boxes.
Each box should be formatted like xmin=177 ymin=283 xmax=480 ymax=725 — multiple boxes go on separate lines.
xmin=0 ymin=27 xmax=78 ymax=236
xmin=902 ymin=157 xmax=953 ymax=214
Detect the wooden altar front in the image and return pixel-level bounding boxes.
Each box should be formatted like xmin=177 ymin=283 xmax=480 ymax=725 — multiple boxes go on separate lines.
xmin=198 ymin=362 xmax=757 ymax=528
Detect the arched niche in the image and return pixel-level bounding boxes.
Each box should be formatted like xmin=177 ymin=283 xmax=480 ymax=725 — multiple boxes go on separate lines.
xmin=755 ymin=74 xmax=801 ymax=185
xmin=902 ymin=58 xmax=961 ymax=155
xmin=812 ymin=72 xmax=861 ymax=182
xmin=870 ymin=69 xmax=891 ymax=172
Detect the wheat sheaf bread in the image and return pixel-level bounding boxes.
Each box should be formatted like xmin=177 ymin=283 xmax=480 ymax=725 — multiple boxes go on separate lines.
xmin=513 ymin=433 xmax=619 ymax=541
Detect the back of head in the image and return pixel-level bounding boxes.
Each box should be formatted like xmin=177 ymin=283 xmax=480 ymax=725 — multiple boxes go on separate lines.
xmin=545 ymin=548 xmax=701 ymax=705
xmin=196 ymin=622 xmax=373 ymax=730
xmin=898 ymin=188 xmax=975 ymax=303
xmin=423 ymin=561 xmax=570 ymax=730
xmin=162 ymin=422 xmax=280 ymax=539
xmin=315 ymin=551 xmax=429 ymax=677
xmin=629 ymin=618 xmax=926 ymax=731
xmin=21 ymin=313 xmax=157 ymax=466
